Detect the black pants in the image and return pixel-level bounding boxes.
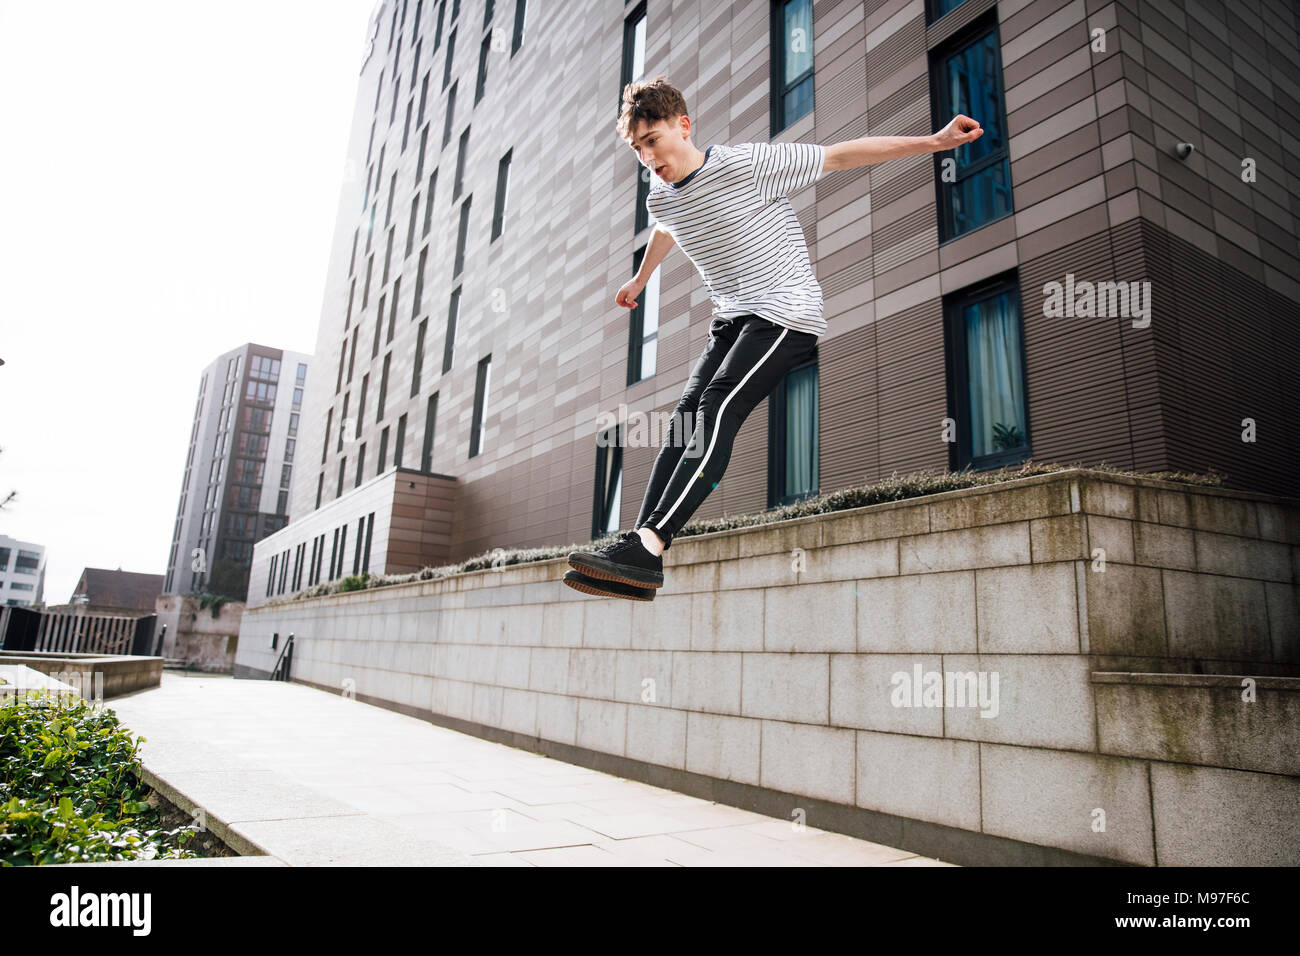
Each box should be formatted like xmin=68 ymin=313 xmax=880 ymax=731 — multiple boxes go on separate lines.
xmin=635 ymin=313 xmax=819 ymax=551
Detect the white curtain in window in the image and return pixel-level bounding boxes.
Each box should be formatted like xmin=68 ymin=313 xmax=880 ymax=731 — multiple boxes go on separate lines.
xmin=965 ymin=292 xmax=1024 ymax=458
xmin=784 ymin=364 xmax=818 ymax=498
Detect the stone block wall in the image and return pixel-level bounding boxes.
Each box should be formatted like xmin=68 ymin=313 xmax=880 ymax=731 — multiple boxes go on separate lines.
xmin=236 ymin=468 xmax=1299 ymax=865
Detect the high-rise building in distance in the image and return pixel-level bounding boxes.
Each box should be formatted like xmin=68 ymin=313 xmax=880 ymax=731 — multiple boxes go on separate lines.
xmin=164 ymin=344 xmax=311 ymax=596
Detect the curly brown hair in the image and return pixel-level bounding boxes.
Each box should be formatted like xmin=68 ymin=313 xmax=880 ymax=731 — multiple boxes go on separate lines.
xmin=615 ymin=75 xmax=690 ymax=143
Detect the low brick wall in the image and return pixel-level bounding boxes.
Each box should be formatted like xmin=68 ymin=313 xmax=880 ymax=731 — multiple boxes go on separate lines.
xmin=236 ymin=468 xmax=1300 ymax=866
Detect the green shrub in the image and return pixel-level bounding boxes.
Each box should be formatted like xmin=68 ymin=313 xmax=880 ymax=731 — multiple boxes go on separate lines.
xmin=195 ymin=591 xmax=229 ymax=617
xmin=336 ymin=573 xmax=376 ymax=593
xmin=0 ymin=692 xmax=203 ymax=866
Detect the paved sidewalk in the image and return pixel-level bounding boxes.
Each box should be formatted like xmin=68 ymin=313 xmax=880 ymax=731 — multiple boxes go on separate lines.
xmin=93 ymin=673 xmax=955 ymax=867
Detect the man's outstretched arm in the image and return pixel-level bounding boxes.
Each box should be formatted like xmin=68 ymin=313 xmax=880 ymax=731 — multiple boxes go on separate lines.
xmin=823 ymin=114 xmax=983 ymax=171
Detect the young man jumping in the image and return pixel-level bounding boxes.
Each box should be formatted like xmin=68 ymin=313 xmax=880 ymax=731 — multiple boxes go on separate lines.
xmin=565 ymin=75 xmax=982 ymax=602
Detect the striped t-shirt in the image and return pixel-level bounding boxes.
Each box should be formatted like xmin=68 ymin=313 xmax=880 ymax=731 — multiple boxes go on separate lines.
xmin=646 ymin=141 xmax=829 ymax=336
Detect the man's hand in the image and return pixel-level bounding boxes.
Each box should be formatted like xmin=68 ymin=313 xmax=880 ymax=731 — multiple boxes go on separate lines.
xmin=933 ymin=114 xmax=983 ymax=151
xmin=615 ymin=277 xmax=647 ymax=309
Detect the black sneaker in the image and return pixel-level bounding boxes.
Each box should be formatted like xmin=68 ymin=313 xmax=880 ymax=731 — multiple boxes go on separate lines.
xmin=563 ymin=568 xmax=656 ymax=602
xmin=568 ymin=530 xmax=664 ymax=588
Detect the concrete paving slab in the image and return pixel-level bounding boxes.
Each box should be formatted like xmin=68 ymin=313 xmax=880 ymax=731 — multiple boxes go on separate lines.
xmin=94 ymin=673 xmax=955 ymax=866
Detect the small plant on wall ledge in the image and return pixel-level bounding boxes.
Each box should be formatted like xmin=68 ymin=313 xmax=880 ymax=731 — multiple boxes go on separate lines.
xmin=194 ymin=592 xmax=229 ymax=618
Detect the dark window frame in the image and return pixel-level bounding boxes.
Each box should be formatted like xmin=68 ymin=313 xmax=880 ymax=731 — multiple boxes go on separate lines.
xmin=767 ymin=348 xmax=819 ymax=508
xmin=626 ymin=245 xmax=657 ymax=386
xmin=928 ymin=9 xmax=1014 ymax=243
xmin=443 ymin=287 xmax=460 ymax=373
xmin=619 ymin=2 xmax=647 ymax=112
xmin=468 ymin=354 xmax=491 ymax=458
xmin=491 ymin=149 xmax=511 ymax=240
xmin=591 ymin=422 xmax=624 ymax=539
xmin=510 ymin=0 xmax=527 ymax=56
xmin=769 ymin=0 xmax=815 ymax=136
xmin=421 ymin=393 xmax=439 ymax=471
xmin=942 ymin=269 xmax=1033 ymax=471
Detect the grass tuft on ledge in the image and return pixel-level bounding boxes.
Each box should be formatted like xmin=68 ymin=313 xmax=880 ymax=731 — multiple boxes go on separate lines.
xmin=264 ymin=459 xmax=1225 ymax=606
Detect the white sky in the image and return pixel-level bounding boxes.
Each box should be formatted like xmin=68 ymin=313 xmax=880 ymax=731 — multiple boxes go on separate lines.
xmin=0 ymin=0 xmax=379 ymax=605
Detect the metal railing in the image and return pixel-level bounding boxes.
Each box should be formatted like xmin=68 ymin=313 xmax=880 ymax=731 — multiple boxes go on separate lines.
xmin=270 ymin=633 xmax=295 ymax=681
xmin=1 ymin=605 xmax=155 ymax=656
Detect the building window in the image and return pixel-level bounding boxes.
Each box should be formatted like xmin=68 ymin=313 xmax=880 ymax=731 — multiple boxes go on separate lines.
xmin=412 ymin=245 xmax=428 ymax=319
xmin=382 ymin=224 xmax=396 ymax=285
xmin=442 ymin=81 xmax=457 ymax=149
xmin=771 ymin=0 xmax=814 ymax=134
xmin=395 ymin=413 xmax=407 ymax=467
xmin=620 ymin=3 xmax=646 ymax=111
xmin=768 ymin=353 xmax=819 ymax=507
xmin=415 ymin=123 xmax=429 ymax=183
xmin=336 ymin=334 xmax=347 ymax=393
xmin=387 ymin=277 xmax=400 ymax=342
xmin=483 ymin=0 xmax=494 ymax=28
xmin=627 ymin=246 xmax=659 ymax=384
xmin=491 ymin=149 xmax=511 ymax=241
xmin=355 ymin=443 xmax=367 ymax=487
xmin=592 ymin=423 xmax=623 ymax=538
xmin=362 ymin=511 xmax=375 ymax=572
xmin=317 ymin=472 xmax=324 ymax=509
xmin=403 ymin=97 xmax=414 ymax=151
xmin=379 ymin=426 xmax=390 ymax=473
xmin=511 ymin=0 xmax=527 ymax=56
xmin=407 ymin=193 xmax=421 ymax=256
xmin=277 ymin=489 xmax=289 ymax=514
xmin=944 ymin=272 xmax=1030 ymax=469
xmin=323 ymin=408 xmax=333 ymax=463
xmin=469 ymin=354 xmax=491 ymax=458
xmin=412 ymin=318 xmax=428 ymax=396
xmin=453 ymin=126 xmax=470 ymax=199
xmin=635 ymin=165 xmax=651 ymax=234
xmin=377 ymin=353 xmax=391 ymax=420
xmin=418 ymin=70 xmax=430 ymax=126
xmin=443 ymin=288 xmax=460 ymax=372
xmin=475 ymin=31 xmax=490 ymax=103
xmin=434 ymin=0 xmax=446 ymax=49
xmin=358 ymin=373 xmax=369 ymax=431
xmin=337 ymin=456 xmax=347 ymax=497
xmin=442 ymin=27 xmax=457 ymax=90
xmin=421 ymin=393 xmax=438 ymax=471
xmin=931 ymin=12 xmax=1012 ymax=241
xmin=423 ymin=170 xmax=438 ymax=238
xmin=454 ymin=196 xmax=471 ymax=277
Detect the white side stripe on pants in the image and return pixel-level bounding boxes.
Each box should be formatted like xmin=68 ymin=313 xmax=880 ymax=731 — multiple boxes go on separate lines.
xmin=652 ymin=327 xmax=789 ymax=531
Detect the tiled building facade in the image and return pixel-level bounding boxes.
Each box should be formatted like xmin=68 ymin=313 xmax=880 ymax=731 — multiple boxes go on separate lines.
xmin=252 ymin=0 xmax=1299 ymax=606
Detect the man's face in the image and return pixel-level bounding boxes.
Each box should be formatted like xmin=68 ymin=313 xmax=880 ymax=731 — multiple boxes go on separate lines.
xmin=628 ymin=115 xmax=688 ymax=182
